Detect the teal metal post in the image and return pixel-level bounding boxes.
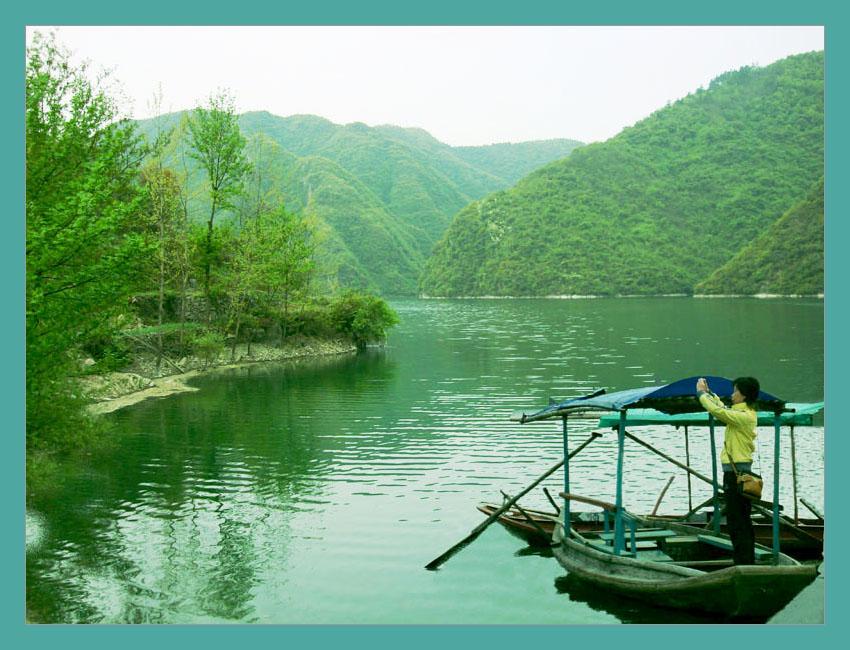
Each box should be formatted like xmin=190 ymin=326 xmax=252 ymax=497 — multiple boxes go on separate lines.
xmin=684 ymin=425 xmax=693 ymax=512
xmin=708 ymin=415 xmax=720 ymax=535
xmin=614 ymin=410 xmax=626 ymax=555
xmin=562 ymin=415 xmax=570 ymax=534
xmin=773 ymin=412 xmax=781 ymax=564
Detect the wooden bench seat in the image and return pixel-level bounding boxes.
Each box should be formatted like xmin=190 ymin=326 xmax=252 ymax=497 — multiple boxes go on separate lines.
xmin=697 ymin=534 xmax=772 ymax=560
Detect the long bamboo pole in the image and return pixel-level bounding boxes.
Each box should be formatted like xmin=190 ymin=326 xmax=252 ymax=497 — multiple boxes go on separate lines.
xmin=622 ymin=430 xmax=714 ymax=485
xmin=424 ymin=431 xmax=602 ymax=570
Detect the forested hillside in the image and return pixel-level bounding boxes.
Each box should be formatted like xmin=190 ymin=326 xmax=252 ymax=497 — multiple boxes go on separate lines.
xmin=695 ymin=178 xmax=824 ymax=296
xmin=137 ymin=111 xmax=582 ymax=295
xmin=277 ymin=155 xmax=427 ymax=294
xmin=419 ymin=51 xmax=824 ymax=297
xmin=452 ymin=139 xmax=585 ymax=186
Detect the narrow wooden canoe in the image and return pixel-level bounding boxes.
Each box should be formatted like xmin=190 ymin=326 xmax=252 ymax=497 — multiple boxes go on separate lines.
xmin=477 ymin=503 xmax=823 ymax=559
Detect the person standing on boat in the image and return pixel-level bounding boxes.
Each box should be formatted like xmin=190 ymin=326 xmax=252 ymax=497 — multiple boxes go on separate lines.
xmin=696 ymin=376 xmax=760 ymax=565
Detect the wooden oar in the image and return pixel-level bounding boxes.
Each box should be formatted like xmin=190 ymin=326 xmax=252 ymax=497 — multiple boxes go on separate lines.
xmin=751 ymin=502 xmax=822 ymax=543
xmin=424 ymin=431 xmax=602 ymax=570
xmin=623 ymin=430 xmax=714 ymax=486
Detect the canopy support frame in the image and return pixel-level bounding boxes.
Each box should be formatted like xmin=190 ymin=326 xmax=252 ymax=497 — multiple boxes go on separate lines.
xmin=614 ymin=410 xmax=627 ymax=555
xmin=773 ymin=412 xmax=782 ymax=564
xmin=708 ymin=415 xmax=720 ymax=535
xmin=562 ymin=415 xmax=570 ymax=531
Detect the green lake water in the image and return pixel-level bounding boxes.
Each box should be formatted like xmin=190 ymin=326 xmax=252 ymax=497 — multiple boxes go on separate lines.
xmin=25 ymin=297 xmax=824 ymax=624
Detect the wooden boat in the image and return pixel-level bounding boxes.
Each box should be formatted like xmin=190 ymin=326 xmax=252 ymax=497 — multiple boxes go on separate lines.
xmin=515 ymin=376 xmax=823 ymax=619
xmin=477 ymin=502 xmax=824 ymax=559
xmin=550 ymin=494 xmax=816 ymax=619
xmin=476 ymin=503 xmax=601 ymax=547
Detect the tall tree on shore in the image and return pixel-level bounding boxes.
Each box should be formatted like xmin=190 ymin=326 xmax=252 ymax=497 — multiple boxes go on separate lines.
xmin=141 ymin=88 xmax=182 ymax=375
xmin=171 ymin=114 xmax=204 ymax=358
xmin=26 ymin=31 xmax=149 ymax=449
xmin=262 ymin=206 xmax=316 ymax=342
xmin=187 ymin=90 xmax=251 ymax=322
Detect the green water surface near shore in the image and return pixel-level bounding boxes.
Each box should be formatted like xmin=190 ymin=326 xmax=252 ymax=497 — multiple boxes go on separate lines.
xmin=26 ymin=297 xmax=824 ymax=623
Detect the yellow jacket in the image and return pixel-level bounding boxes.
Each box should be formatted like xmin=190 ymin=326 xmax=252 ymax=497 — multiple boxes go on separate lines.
xmin=698 ymin=392 xmax=757 ymax=465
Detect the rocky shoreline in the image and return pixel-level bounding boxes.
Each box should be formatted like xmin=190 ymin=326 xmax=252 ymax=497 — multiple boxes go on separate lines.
xmin=80 ymin=338 xmax=357 ymax=415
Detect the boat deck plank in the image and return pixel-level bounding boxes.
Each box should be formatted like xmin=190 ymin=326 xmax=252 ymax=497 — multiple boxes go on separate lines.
xmin=697 ymin=534 xmax=773 ymax=560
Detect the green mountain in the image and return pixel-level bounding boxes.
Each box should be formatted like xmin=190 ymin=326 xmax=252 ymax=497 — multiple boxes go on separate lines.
xmin=136 ymin=111 xmax=582 ymax=295
xmin=276 ymin=155 xmax=427 ymax=295
xmin=452 ymin=139 xmax=586 ymax=186
xmin=238 ymin=113 xmax=581 ymax=247
xmin=695 ymin=178 xmax=824 ymax=296
xmin=372 ymin=124 xmax=582 ymax=194
xmin=238 ymin=113 xmax=463 ymax=245
xmin=419 ymin=51 xmax=824 ymax=297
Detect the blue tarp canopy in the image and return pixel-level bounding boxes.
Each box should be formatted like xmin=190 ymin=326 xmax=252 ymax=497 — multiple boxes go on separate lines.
xmin=520 ymin=376 xmax=789 ymax=423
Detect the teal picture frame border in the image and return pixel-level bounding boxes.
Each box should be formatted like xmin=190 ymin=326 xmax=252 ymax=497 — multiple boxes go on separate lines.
xmin=9 ymin=1 xmax=841 ymax=642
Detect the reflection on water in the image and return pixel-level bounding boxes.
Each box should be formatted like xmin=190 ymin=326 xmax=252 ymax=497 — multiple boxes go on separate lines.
xmin=553 ymin=574 xmax=765 ymax=625
xmin=26 ymin=297 xmax=824 ymax=623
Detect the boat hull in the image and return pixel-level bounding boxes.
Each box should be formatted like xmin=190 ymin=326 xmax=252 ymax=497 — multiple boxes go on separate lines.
xmin=552 ymin=535 xmax=818 ymax=618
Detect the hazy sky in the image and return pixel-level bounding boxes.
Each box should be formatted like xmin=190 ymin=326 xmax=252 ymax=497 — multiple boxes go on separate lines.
xmin=27 ymin=25 xmax=824 ymax=147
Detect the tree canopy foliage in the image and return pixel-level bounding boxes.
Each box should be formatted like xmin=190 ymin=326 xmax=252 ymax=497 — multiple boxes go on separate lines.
xmin=25 ymin=32 xmax=400 ymax=457
xmin=419 ymin=51 xmax=824 ymax=297
xmin=188 ymin=91 xmax=252 ymax=320
xmin=26 ymin=33 xmax=152 ymax=449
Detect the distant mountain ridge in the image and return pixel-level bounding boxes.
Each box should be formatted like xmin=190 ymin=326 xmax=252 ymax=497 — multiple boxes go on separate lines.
xmin=135 ymin=110 xmax=582 ymax=294
xmin=238 ymin=112 xmax=582 ymax=244
xmin=419 ymin=51 xmax=824 ymax=297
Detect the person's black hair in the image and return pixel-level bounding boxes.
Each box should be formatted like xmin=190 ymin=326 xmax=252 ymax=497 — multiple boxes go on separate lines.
xmin=733 ymin=376 xmax=760 ymax=406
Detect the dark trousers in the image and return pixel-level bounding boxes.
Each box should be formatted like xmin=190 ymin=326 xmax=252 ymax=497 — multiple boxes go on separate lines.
xmin=723 ymin=471 xmax=755 ymax=565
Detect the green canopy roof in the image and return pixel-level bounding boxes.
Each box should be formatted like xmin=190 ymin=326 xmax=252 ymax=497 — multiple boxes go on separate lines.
xmin=597 ymin=402 xmax=824 ymax=428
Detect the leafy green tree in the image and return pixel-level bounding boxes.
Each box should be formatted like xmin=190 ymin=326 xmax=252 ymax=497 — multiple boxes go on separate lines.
xmin=261 ymin=206 xmax=316 ymax=341
xmin=26 ymin=32 xmax=150 ymax=449
xmin=139 ymin=90 xmax=184 ymax=375
xmin=170 ymin=114 xmax=205 ymax=358
xmin=224 ymin=212 xmax=263 ymax=361
xmin=187 ymin=90 xmax=251 ymax=322
xmin=328 ymin=291 xmax=400 ymax=349
xmin=235 ymin=132 xmax=291 ymax=227
xmin=139 ymin=163 xmax=182 ymax=374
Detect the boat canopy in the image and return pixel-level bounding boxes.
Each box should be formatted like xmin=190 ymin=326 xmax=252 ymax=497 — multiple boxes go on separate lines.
xmin=521 ymin=376 xmax=789 ymax=423
xmin=516 ymin=375 xmax=823 ymax=563
xmin=597 ymin=402 xmax=824 ymax=428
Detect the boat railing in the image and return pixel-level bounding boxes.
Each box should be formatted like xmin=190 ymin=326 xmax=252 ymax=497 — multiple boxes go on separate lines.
xmin=559 ymin=492 xmax=640 ymax=556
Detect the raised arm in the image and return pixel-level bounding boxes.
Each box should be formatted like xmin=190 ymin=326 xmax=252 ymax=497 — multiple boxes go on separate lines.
xmin=697 ymin=390 xmax=753 ymax=426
